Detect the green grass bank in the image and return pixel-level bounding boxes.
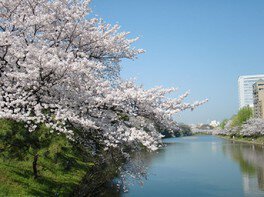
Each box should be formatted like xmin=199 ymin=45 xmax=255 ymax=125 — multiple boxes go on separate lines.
xmin=218 ymin=135 xmax=264 ymax=146
xmin=0 ymin=119 xmax=119 ymax=196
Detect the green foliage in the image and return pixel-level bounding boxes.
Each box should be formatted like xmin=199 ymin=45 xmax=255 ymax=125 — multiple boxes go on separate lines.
xmin=196 ymin=124 xmax=214 ymax=130
xmin=0 ymin=118 xmax=126 ymax=196
xmin=0 ymin=119 xmax=29 ymax=160
xmin=179 ymin=124 xmax=192 ymax=136
xmin=0 ymin=119 xmax=70 ymax=161
xmin=161 ymin=124 xmax=192 ymax=138
xmin=0 ymin=119 xmax=97 ymax=195
xmin=220 ymin=119 xmax=228 ymax=129
xmin=117 ymin=113 xmax=129 ymax=121
xmin=231 ymin=106 xmax=253 ymax=128
xmin=0 ymin=156 xmax=91 ymax=196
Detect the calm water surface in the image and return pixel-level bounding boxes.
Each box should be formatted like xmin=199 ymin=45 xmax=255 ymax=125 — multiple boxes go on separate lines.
xmin=122 ymin=136 xmax=264 ymax=197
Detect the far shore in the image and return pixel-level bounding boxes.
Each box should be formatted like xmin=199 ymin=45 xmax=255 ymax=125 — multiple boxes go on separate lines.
xmin=217 ymin=135 xmax=264 ymax=146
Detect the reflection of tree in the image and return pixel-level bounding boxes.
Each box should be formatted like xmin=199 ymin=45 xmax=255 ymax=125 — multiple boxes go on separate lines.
xmin=121 ymin=142 xmax=183 ymax=189
xmin=222 ymin=142 xmax=264 ymax=191
xmin=257 ymin=168 xmax=264 ymax=191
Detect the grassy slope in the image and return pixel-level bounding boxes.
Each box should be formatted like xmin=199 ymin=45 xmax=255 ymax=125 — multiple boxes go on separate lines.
xmin=0 ymin=157 xmax=92 ymax=196
xmin=0 ymin=119 xmax=94 ymax=196
xmin=219 ymin=135 xmax=264 ymax=146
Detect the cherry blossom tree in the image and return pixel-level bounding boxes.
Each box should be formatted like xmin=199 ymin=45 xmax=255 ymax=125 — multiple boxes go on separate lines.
xmin=240 ymin=118 xmax=264 ymax=137
xmin=212 ymin=129 xmax=229 ymax=135
xmin=0 ymin=0 xmax=206 ymax=151
xmin=0 ymin=0 xmax=207 ymax=186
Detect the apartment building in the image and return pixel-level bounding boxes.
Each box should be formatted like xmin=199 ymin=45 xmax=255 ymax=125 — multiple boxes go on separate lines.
xmin=238 ymin=74 xmax=264 ymax=108
xmin=253 ymin=79 xmax=264 ymax=119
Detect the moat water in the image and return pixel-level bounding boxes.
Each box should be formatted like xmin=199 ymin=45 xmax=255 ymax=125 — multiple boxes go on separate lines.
xmin=121 ymin=135 xmax=264 ymax=197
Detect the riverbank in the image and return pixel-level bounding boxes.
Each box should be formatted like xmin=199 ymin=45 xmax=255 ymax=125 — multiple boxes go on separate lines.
xmin=192 ymin=132 xmax=212 ymax=136
xmin=217 ymin=135 xmax=264 ymax=146
xmin=0 ymin=157 xmax=90 ymax=196
xmin=0 ymin=119 xmax=119 ymax=196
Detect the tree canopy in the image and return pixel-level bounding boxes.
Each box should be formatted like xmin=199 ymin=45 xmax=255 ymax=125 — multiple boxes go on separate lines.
xmin=231 ymin=106 xmax=253 ymax=128
xmin=0 ymin=1 xmax=206 ymax=185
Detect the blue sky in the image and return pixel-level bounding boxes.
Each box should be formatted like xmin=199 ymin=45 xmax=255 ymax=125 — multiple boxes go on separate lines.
xmin=91 ymin=0 xmax=264 ymax=124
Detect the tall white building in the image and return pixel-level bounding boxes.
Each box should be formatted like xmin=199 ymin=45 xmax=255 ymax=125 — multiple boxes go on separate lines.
xmin=238 ymin=74 xmax=264 ymax=109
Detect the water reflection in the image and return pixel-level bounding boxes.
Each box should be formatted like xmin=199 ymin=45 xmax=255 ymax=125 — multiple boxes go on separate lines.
xmin=114 ymin=136 xmax=264 ymax=196
xmin=222 ymin=141 xmax=264 ymax=195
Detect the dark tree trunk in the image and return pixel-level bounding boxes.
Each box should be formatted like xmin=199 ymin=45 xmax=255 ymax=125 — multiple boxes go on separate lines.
xmin=33 ymin=154 xmax=39 ymax=179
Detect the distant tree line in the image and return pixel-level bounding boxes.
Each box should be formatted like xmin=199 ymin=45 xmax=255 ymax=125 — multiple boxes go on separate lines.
xmin=161 ymin=124 xmax=192 ymax=138
xmin=216 ymin=106 xmax=264 ymax=137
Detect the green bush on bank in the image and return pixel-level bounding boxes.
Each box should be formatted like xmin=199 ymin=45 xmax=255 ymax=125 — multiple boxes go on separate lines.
xmin=219 ymin=106 xmax=253 ymax=131
xmin=0 ymin=119 xmax=119 ymax=196
xmin=230 ymin=106 xmax=253 ymax=128
xmin=220 ymin=119 xmax=228 ymax=129
xmin=217 ymin=107 xmax=264 ymax=144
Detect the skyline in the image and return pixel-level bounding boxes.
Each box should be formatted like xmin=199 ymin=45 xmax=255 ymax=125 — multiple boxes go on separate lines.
xmin=91 ymin=0 xmax=264 ymax=124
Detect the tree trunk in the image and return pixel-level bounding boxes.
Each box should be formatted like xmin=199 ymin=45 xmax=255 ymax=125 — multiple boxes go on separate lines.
xmin=33 ymin=154 xmax=39 ymax=179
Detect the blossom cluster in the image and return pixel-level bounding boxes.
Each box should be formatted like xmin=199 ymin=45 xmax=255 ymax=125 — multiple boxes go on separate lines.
xmin=0 ymin=0 xmax=206 ymax=154
xmin=213 ymin=118 xmax=264 ymax=137
xmin=212 ymin=129 xmax=230 ymax=135
xmin=240 ymin=118 xmax=264 ymax=137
